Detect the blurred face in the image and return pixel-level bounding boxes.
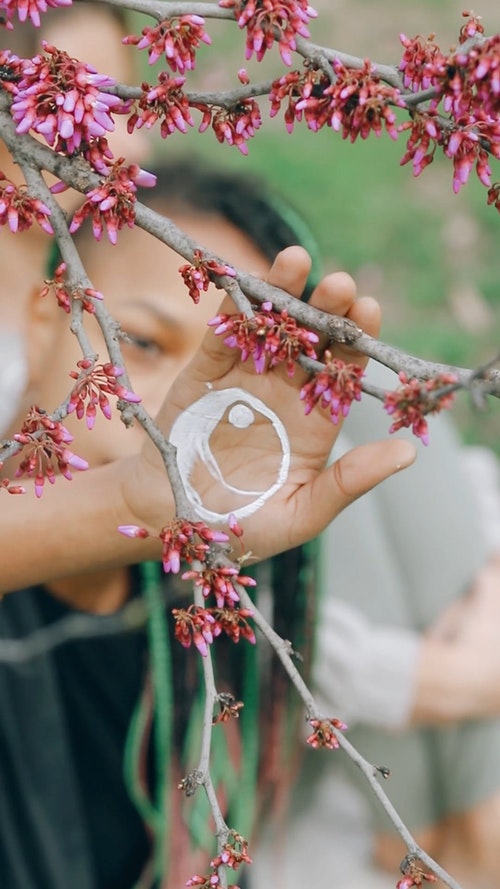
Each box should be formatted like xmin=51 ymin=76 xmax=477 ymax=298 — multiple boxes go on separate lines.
xmin=26 ymin=211 xmax=270 ymax=468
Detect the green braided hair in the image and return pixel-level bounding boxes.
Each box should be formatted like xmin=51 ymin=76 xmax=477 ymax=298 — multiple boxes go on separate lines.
xmin=47 ymin=157 xmax=324 ymax=885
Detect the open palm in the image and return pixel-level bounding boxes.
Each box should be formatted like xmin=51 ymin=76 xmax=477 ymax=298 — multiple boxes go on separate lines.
xmin=147 ymin=247 xmax=416 ymax=560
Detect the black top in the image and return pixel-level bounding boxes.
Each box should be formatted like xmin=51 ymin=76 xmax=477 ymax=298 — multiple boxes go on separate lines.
xmin=0 ymin=579 xmax=151 ymax=889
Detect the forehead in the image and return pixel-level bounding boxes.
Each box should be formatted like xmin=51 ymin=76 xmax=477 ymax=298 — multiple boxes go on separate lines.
xmin=78 ymin=211 xmax=271 ymax=318
xmin=42 ymin=11 xmax=132 ymax=81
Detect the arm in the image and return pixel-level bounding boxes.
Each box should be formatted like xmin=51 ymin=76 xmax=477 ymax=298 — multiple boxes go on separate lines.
xmin=0 ymin=248 xmax=415 ymax=594
xmin=314 ymin=592 xmax=500 ymax=731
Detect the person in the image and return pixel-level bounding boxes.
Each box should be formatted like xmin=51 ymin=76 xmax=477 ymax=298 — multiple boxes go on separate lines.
xmin=0 ymin=161 xmax=416 ymax=889
xmin=0 ymin=4 xmax=147 ymax=430
xmin=0 ymin=10 xmax=496 ymax=888
xmin=1 ymin=158 xmax=500 ymax=889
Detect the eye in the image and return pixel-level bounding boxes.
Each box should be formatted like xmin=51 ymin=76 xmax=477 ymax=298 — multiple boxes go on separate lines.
xmin=121 ymin=331 xmax=163 ymax=358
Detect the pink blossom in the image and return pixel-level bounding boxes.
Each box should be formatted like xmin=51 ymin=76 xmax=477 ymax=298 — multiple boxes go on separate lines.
xmin=398 ymin=32 xmax=447 ymax=92
xmin=211 ymin=833 xmax=252 ymax=870
xmin=69 ymin=161 xmax=155 ymax=244
xmin=219 ymin=0 xmax=317 ymax=65
xmin=399 ymin=113 xmax=442 ymax=177
xmin=172 ymin=604 xmax=216 ymax=656
xmin=127 ymin=74 xmax=194 ymax=139
xmin=300 ymin=353 xmax=364 ymax=423
xmin=39 ymin=261 xmax=103 ymax=314
xmin=67 ymin=359 xmax=141 ymax=429
xmin=179 ymin=249 xmax=236 ymax=303
xmin=0 ymin=175 xmax=53 ymax=234
xmin=0 ymin=0 xmax=71 ymax=29
xmin=211 ymin=607 xmax=256 ymax=644
xmin=182 ymin=564 xmax=256 ymax=609
xmin=384 ymin=371 xmax=458 ymax=445
xmin=123 ymin=15 xmax=211 ymax=73
xmin=13 ymin=405 xmax=88 ymax=497
xmin=209 ymin=302 xmax=318 ymax=375
xmin=11 ymin=42 xmax=128 ymax=155
xmin=207 ymin=99 xmax=262 ymax=154
xmin=228 ymin=513 xmax=244 ymax=538
xmin=118 ymin=525 xmax=150 ymax=539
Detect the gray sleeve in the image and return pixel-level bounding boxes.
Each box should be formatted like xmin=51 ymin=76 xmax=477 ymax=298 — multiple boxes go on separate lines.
xmin=312 ymin=361 xmax=488 ymax=733
xmin=313 ymin=596 xmax=420 ymax=730
xmin=458 ymin=446 xmax=500 ymax=554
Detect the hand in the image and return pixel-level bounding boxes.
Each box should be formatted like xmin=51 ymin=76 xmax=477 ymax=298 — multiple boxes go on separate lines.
xmin=429 ymin=556 xmax=500 ymax=643
xmin=415 ymin=556 xmax=500 ymax=724
xmin=130 ymin=247 xmax=416 ymax=560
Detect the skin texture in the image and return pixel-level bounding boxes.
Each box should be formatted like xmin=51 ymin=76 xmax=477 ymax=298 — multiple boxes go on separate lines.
xmin=1 ymin=215 xmax=416 ymax=603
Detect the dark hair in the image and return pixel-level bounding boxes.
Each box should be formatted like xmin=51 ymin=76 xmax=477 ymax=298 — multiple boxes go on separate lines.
xmin=136 ymin=157 xmax=322 ymax=299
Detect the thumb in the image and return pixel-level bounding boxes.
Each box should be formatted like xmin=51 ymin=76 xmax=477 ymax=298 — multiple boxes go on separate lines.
xmin=294 ymin=438 xmax=416 ymax=542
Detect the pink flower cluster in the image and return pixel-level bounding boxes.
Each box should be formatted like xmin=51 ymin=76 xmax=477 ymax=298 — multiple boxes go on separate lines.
xmin=69 ymin=161 xmax=156 ymax=244
xmin=209 ymin=300 xmax=319 ymax=375
xmin=182 ymin=564 xmax=256 ymax=609
xmin=10 ymin=42 xmax=127 ymax=154
xmin=128 ymin=74 xmax=194 ymax=138
xmin=269 ymin=68 xmax=327 ymax=133
xmin=211 ymin=833 xmax=252 ymax=871
xmin=118 ymin=518 xmax=229 ymax=574
xmin=67 ymin=359 xmax=141 ymax=429
xmin=0 ymin=173 xmax=53 ymax=233
xmin=270 ymin=59 xmax=404 ymax=140
xmin=219 ymin=0 xmax=317 ymax=65
xmin=123 ymin=15 xmax=211 ymax=72
xmin=383 ymin=371 xmax=458 ymax=445
xmin=179 ymin=249 xmax=236 ymax=304
xmin=39 ymin=261 xmax=103 ymax=314
xmin=187 ymin=831 xmax=251 ymax=889
xmin=0 ymin=49 xmax=23 ymax=94
xmin=172 ymin=602 xmax=256 ymax=655
xmin=119 ymin=518 xmax=256 ymax=655
xmin=300 ymin=353 xmax=364 ymax=423
xmin=0 ymin=0 xmax=71 ymax=29
xmin=398 ymin=113 xmax=441 ymax=178
xmin=172 ymin=604 xmax=217 ymax=657
xmin=12 ymin=405 xmax=88 ymax=498
xmin=128 ymin=77 xmax=260 ymax=153
xmin=398 ymin=16 xmax=500 ymax=202
xmin=306 ymin=717 xmax=348 ymax=750
xmin=203 ymin=99 xmax=262 ymax=154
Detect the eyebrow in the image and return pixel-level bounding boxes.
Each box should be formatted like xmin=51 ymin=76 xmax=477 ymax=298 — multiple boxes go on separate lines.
xmin=120 ymin=299 xmax=184 ymax=330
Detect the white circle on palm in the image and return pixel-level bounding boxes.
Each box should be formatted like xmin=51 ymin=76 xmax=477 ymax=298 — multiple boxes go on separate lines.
xmin=168 ymin=387 xmax=290 ymax=522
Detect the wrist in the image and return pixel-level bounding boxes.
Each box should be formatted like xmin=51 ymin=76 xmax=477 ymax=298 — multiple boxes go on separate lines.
xmin=120 ymin=453 xmax=174 ymax=536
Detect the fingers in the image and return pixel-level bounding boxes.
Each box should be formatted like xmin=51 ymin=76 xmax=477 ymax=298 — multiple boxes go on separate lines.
xmin=267 ymin=245 xmax=312 ymax=298
xmin=293 ymin=438 xmax=416 ymax=542
xmin=308 ymin=270 xmax=357 ymax=316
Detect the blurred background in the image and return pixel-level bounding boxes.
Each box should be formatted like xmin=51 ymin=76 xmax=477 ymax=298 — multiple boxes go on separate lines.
xmin=130 ymin=0 xmax=500 ymax=451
